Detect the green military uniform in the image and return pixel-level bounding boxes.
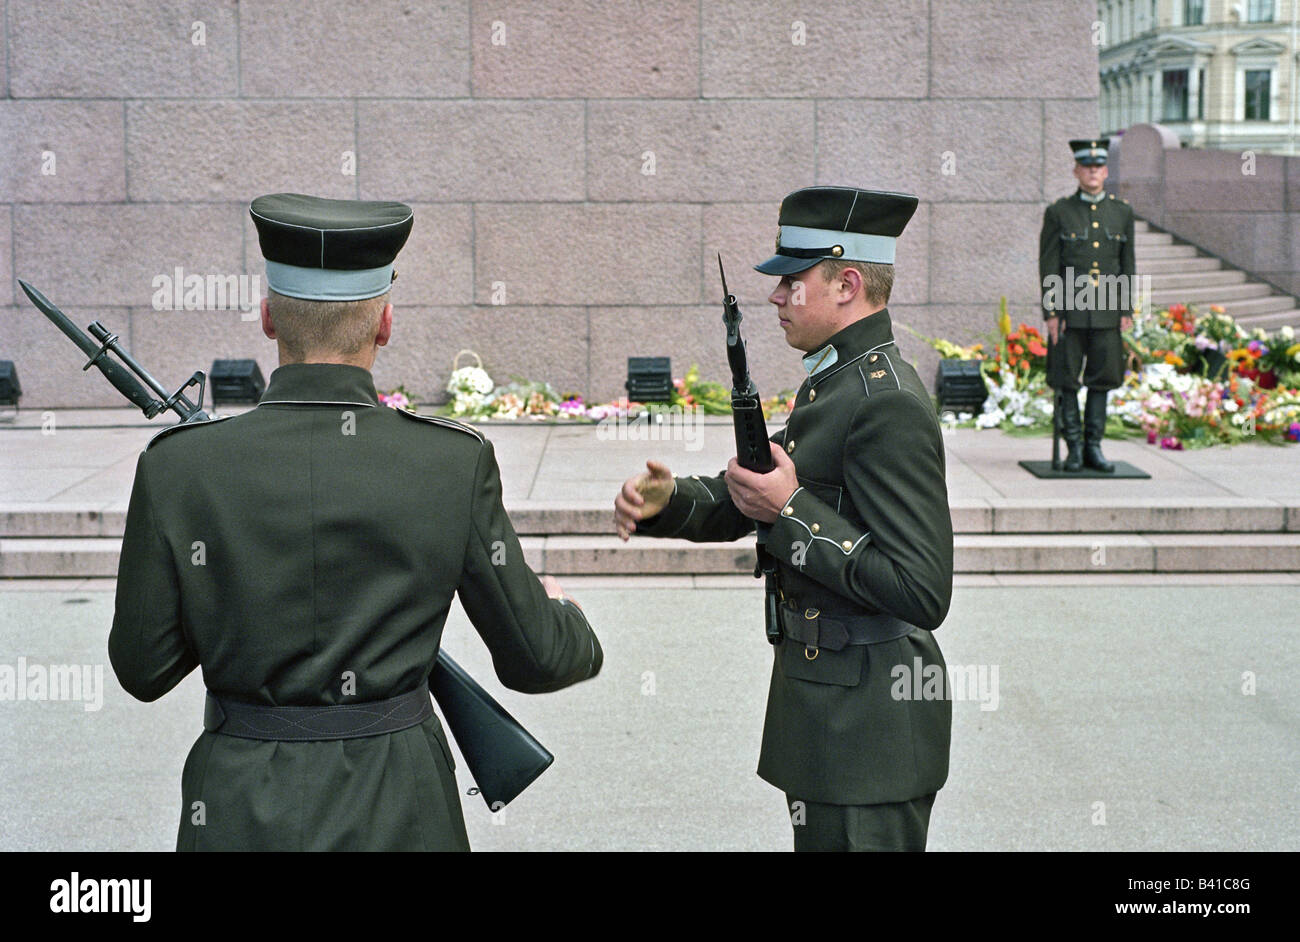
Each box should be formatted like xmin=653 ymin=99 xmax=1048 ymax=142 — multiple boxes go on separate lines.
xmin=109 ymin=195 xmax=602 ymax=851
xmin=635 ymin=187 xmax=953 ymax=851
xmin=1039 ymin=137 xmax=1137 ymax=472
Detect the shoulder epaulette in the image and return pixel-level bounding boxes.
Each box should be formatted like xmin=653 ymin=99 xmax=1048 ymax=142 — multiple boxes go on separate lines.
xmin=145 ymin=414 xmax=234 ymax=450
xmin=857 ymin=345 xmax=903 ymax=398
xmin=395 ymin=409 xmax=485 ymax=442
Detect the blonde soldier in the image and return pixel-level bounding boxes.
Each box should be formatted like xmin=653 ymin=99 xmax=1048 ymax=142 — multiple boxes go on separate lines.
xmin=615 ymin=187 xmax=953 ymax=852
xmin=110 ymin=193 xmax=602 ymax=851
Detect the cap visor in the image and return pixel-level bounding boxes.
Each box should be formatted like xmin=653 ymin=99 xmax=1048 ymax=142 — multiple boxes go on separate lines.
xmin=754 ymin=253 xmax=821 ymax=276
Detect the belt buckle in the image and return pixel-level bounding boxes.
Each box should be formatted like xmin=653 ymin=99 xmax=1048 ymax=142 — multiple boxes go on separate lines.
xmin=804 ymin=608 xmax=820 ymax=660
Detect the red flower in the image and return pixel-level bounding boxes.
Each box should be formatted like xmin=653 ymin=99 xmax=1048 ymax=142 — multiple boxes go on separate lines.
xmin=1028 ymin=340 xmax=1047 ymax=357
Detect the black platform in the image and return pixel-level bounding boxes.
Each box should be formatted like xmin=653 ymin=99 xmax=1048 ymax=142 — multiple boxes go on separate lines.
xmin=1018 ymin=460 xmax=1150 ymax=479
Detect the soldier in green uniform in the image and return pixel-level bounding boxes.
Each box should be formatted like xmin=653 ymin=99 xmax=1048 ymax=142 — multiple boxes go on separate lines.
xmin=614 ymin=187 xmax=953 ymax=851
xmin=1039 ymin=138 xmax=1137 ymax=472
xmin=109 ymin=193 xmax=602 ymax=851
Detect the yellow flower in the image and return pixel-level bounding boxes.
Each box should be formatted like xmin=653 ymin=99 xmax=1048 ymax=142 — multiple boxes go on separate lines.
xmin=1226 ymin=348 xmax=1252 ymax=362
xmin=1164 ymin=352 xmax=1185 ymax=367
xmin=1286 ymin=343 xmax=1300 ymax=358
xmin=997 ymin=297 xmax=1011 ymax=338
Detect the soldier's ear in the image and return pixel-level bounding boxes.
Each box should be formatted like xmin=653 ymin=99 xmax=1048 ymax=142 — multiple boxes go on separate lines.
xmin=836 ymin=265 xmax=863 ymax=304
xmin=375 ymin=303 xmax=393 ymax=347
xmin=260 ymin=297 xmax=276 ymax=340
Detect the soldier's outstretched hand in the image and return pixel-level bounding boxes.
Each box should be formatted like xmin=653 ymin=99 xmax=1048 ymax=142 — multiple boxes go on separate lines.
xmin=614 ymin=459 xmax=673 ymax=541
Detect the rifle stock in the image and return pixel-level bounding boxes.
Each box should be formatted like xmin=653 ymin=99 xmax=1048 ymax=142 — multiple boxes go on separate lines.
xmin=22 ymin=280 xmax=551 ymax=808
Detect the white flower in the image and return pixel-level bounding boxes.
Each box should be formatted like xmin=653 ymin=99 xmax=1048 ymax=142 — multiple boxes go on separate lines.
xmin=976 ymin=408 xmax=1005 ymax=428
xmin=448 ymin=365 xmax=494 ymax=396
xmin=1280 ymin=325 xmax=1295 ymax=341
xmin=1011 ymin=413 xmax=1035 ymax=426
xmin=1223 ymin=399 xmax=1239 ymax=413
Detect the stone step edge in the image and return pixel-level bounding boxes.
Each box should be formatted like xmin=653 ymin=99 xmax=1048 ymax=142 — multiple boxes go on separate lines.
xmin=2 ymin=498 xmax=1299 ymax=536
xmin=5 ymin=532 xmax=1300 ymax=576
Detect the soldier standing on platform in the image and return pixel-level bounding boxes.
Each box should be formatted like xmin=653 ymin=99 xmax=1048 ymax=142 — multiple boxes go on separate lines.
xmin=614 ymin=186 xmax=954 ymax=852
xmin=109 ymin=193 xmax=602 ymax=851
xmin=1039 ymin=138 xmax=1137 ymax=473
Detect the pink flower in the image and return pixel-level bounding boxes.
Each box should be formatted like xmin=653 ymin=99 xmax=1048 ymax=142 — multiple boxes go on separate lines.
xmin=1160 ymin=436 xmax=1183 ymax=450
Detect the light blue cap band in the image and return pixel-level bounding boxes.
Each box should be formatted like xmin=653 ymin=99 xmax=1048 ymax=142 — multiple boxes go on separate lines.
xmin=778 ymin=224 xmax=897 ymax=264
xmin=265 ymin=259 xmax=394 ymax=301
xmin=1073 ymin=146 xmax=1108 ymax=161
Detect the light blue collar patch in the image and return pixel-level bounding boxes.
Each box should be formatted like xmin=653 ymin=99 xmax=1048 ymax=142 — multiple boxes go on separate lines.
xmin=802 ymin=344 xmax=838 ymax=376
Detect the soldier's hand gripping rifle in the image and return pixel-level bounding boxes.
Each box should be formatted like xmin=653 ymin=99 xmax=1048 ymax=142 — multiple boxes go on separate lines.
xmin=20 ymin=279 xmax=551 ymax=809
xmin=716 ymin=256 xmax=784 ymax=644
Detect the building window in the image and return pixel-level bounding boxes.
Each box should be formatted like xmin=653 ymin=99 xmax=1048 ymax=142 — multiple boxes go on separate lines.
xmin=1184 ymin=0 xmax=1204 ymax=26
xmin=1163 ymin=70 xmax=1190 ymax=121
xmin=1197 ymin=67 xmax=1206 ymax=119
xmin=1247 ymin=0 xmax=1275 ymax=22
xmin=1244 ymin=69 xmax=1271 ymax=119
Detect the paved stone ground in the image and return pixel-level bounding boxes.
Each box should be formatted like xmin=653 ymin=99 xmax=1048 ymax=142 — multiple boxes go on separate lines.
xmin=1 ymin=582 xmax=1295 ymax=852
xmin=1 ymin=408 xmax=1297 ymax=507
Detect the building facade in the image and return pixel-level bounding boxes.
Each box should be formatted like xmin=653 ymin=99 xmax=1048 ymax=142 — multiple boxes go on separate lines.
xmin=1100 ymin=0 xmax=1300 ymax=153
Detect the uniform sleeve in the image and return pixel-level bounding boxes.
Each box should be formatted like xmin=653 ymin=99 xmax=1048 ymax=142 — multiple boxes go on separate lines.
xmin=458 ymin=439 xmax=602 ymax=694
xmin=763 ymin=390 xmax=953 ymax=630
xmin=108 ymin=453 xmax=197 ymax=701
xmin=1038 ymin=203 xmax=1061 ymax=319
xmin=632 ymin=426 xmax=787 ymax=542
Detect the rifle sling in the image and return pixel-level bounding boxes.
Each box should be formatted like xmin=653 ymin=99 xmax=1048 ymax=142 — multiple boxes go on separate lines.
xmin=204 ymin=681 xmax=432 ymax=741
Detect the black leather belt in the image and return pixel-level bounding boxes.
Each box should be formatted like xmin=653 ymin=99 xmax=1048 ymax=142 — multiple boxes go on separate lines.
xmin=204 ymin=681 xmax=433 ymax=741
xmin=777 ymin=602 xmax=917 ymax=651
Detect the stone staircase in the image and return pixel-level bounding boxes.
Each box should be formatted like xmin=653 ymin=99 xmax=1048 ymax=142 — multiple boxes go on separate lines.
xmin=3 ymin=499 xmax=1298 ymax=577
xmin=1135 ymin=220 xmax=1300 ymax=331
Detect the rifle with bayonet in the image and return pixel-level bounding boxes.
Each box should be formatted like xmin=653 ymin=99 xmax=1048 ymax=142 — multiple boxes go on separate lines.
xmin=715 ymin=256 xmax=784 ymax=645
xmin=20 ymin=278 xmax=551 ymax=809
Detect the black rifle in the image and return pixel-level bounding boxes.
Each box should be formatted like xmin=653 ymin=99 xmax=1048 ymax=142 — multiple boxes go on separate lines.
xmin=715 ymin=257 xmax=783 ymax=644
xmin=718 ymin=254 xmax=773 ymax=474
xmin=1049 ymin=331 xmax=1062 ymax=470
xmin=20 ymin=279 xmax=552 ymax=809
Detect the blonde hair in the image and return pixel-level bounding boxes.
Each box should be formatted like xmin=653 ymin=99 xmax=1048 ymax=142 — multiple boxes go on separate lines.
xmin=266 ymin=289 xmax=389 ymax=361
xmin=819 ymin=259 xmax=894 ymax=307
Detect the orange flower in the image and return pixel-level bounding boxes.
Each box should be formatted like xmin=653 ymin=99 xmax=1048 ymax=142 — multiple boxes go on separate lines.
xmin=1028 ymin=340 xmax=1047 ymax=357
xmin=1164 ymin=352 xmax=1185 ymax=367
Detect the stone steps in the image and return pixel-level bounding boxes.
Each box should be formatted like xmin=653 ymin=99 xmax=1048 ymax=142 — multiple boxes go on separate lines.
xmin=1134 ymin=218 xmax=1299 ymax=331
xmin=5 ymin=531 xmax=1300 ymax=577
xmin=4 ymin=498 xmax=1297 ymax=539
xmin=1148 ymin=282 xmax=1271 ymax=305
xmin=3 ymin=498 xmax=1298 ymax=577
xmin=1136 ymin=257 xmax=1223 ymax=273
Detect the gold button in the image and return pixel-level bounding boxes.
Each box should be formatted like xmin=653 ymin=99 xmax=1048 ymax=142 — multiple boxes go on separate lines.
xmin=811 ymin=523 xmax=820 ymax=534
xmin=841 ymin=540 xmax=853 ymax=552
xmin=1092 ymin=261 xmax=1099 ymax=266
xmin=786 ymin=440 xmax=796 ymax=453
xmin=781 ymin=506 xmax=793 ymax=517
xmin=869 ymin=354 xmax=879 ymax=363
xmin=1092 ymin=221 xmax=1098 ymax=228
xmin=808 ymin=388 xmax=816 ymax=401
xmin=1090 ymin=204 xmax=1097 ymax=211
xmin=831 ymin=245 xmax=843 ymax=257
xmin=1092 ymin=241 xmax=1099 ymax=248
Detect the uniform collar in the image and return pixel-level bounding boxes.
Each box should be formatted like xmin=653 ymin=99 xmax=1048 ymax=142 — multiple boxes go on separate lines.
xmin=260 ymin=362 xmax=380 ymax=406
xmin=1076 ymin=188 xmax=1106 ymax=204
xmin=804 ymin=308 xmax=896 ymax=384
